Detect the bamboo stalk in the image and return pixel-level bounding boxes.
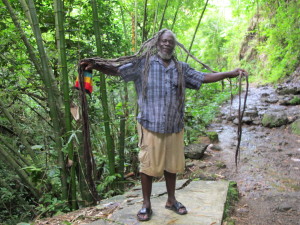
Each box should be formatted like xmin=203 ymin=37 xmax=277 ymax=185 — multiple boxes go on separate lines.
xmin=91 ymin=0 xmax=116 ymax=178
xmin=118 ymin=115 xmax=125 ymax=190
xmin=159 ymin=0 xmax=169 ymax=30
xmin=17 ymin=97 xmax=52 ymax=127
xmin=0 ymin=148 xmax=41 ymax=199
xmin=135 ymin=0 xmax=138 ymax=50
xmin=17 ymin=0 xmax=62 ymax=102
xmin=120 ymin=4 xmax=130 ymax=177
xmin=142 ymin=0 xmax=148 ymax=42
xmin=185 ymin=0 xmax=209 ymax=62
xmin=25 ymin=0 xmax=68 ymax=201
xmin=120 ymin=5 xmax=129 ymax=45
xmin=152 ymin=1 xmax=159 ymax=35
xmin=17 ymin=0 xmax=32 ymax=26
xmin=3 ymin=0 xmax=42 ymax=77
xmin=170 ymin=1 xmax=181 ymax=31
xmin=0 ymin=101 xmax=38 ymax=164
xmin=0 ymin=135 xmax=31 ymax=168
xmin=91 ymin=0 xmax=120 ymax=203
xmin=131 ymin=12 xmax=136 ymax=52
xmin=54 ymin=0 xmax=77 ymax=210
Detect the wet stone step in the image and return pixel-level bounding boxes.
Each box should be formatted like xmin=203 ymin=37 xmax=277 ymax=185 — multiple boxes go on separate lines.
xmin=87 ymin=180 xmax=229 ymax=225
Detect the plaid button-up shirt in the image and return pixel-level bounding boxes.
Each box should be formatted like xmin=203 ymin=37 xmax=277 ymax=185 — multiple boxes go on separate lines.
xmin=119 ymin=55 xmax=205 ymax=133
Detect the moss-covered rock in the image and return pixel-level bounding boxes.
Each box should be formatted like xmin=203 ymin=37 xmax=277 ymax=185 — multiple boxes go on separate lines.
xmin=289 ymin=96 xmax=300 ymax=105
xmin=207 ymin=131 xmax=219 ymax=143
xmin=223 ymin=181 xmax=239 ymax=223
xmin=291 ymin=119 xmax=300 ymax=135
xmin=261 ymin=111 xmax=288 ymax=127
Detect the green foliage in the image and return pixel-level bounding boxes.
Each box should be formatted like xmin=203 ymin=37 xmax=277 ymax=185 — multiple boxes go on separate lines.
xmin=244 ymin=0 xmax=300 ymax=83
xmin=96 ymin=173 xmax=122 ymax=198
xmin=289 ymin=96 xmax=300 ymax=105
xmin=291 ymin=119 xmax=300 ymax=135
xmin=207 ymin=131 xmax=219 ymax=143
xmin=258 ymin=10 xmax=299 ymax=81
xmin=36 ymin=194 xmax=70 ymax=218
xmin=185 ymin=81 xmax=238 ymax=143
xmin=0 ymin=163 xmax=35 ymax=224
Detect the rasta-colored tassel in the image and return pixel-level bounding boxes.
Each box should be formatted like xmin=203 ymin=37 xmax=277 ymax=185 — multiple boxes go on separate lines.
xmin=74 ymin=70 xmax=93 ymax=94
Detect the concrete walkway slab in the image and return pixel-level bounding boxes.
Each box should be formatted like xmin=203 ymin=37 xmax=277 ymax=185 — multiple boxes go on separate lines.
xmin=88 ymin=180 xmax=229 ymax=225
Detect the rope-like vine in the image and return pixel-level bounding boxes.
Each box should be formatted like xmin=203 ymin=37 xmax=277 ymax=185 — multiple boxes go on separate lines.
xmin=235 ymin=72 xmax=249 ymax=166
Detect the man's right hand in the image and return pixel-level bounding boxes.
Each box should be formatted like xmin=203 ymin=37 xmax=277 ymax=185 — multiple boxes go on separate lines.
xmin=80 ymin=61 xmax=94 ymax=71
xmin=79 ymin=59 xmax=120 ymax=76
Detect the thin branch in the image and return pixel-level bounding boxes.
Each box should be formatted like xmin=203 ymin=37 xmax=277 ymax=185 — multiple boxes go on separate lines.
xmin=185 ymin=0 xmax=209 ymax=62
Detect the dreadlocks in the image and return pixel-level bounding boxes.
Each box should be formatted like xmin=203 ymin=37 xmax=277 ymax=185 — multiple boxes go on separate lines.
xmin=80 ymin=29 xmax=215 ymax=111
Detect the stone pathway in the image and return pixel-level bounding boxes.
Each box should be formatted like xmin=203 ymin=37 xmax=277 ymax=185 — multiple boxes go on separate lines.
xmin=87 ymin=180 xmax=229 ymax=225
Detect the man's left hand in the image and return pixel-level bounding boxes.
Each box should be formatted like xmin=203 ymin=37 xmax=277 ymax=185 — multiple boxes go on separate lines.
xmin=229 ymin=68 xmax=248 ymax=78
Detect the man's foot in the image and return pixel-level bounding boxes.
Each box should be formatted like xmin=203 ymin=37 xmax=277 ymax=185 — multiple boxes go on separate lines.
xmin=165 ymin=201 xmax=187 ymax=215
xmin=137 ymin=208 xmax=153 ymax=221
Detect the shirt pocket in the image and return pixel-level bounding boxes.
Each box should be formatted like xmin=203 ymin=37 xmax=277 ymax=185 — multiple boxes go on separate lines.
xmin=170 ymin=79 xmax=179 ymax=96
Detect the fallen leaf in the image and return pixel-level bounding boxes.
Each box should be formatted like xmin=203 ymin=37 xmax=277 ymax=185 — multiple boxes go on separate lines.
xmin=71 ymin=104 xmax=80 ymax=121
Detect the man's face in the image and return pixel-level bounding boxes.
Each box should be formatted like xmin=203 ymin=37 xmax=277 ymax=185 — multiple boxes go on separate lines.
xmin=157 ymin=31 xmax=175 ymax=60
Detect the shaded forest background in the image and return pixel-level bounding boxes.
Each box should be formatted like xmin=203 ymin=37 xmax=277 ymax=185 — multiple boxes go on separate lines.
xmin=0 ymin=0 xmax=299 ymax=224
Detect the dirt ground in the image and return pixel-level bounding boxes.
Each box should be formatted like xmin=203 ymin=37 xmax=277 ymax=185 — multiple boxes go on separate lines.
xmin=183 ymin=85 xmax=300 ymax=225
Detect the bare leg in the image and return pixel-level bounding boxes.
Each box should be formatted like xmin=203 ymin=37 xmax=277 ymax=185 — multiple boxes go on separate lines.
xmin=164 ymin=170 xmax=177 ymax=205
xmin=164 ymin=170 xmax=187 ymax=214
xmin=137 ymin=172 xmax=153 ymax=220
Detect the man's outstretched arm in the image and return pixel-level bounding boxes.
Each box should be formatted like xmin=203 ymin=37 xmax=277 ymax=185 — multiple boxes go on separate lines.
xmin=80 ymin=60 xmax=120 ymax=76
xmin=203 ymin=68 xmax=248 ymax=83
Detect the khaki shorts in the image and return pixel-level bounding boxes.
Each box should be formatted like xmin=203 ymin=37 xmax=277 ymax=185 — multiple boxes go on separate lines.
xmin=137 ymin=123 xmax=185 ymax=177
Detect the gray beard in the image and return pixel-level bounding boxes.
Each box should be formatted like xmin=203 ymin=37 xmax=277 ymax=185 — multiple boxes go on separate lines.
xmin=158 ymin=51 xmax=173 ymax=60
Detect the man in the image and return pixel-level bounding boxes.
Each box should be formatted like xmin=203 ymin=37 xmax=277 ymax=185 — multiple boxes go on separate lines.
xmin=81 ymin=29 xmax=247 ymax=221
